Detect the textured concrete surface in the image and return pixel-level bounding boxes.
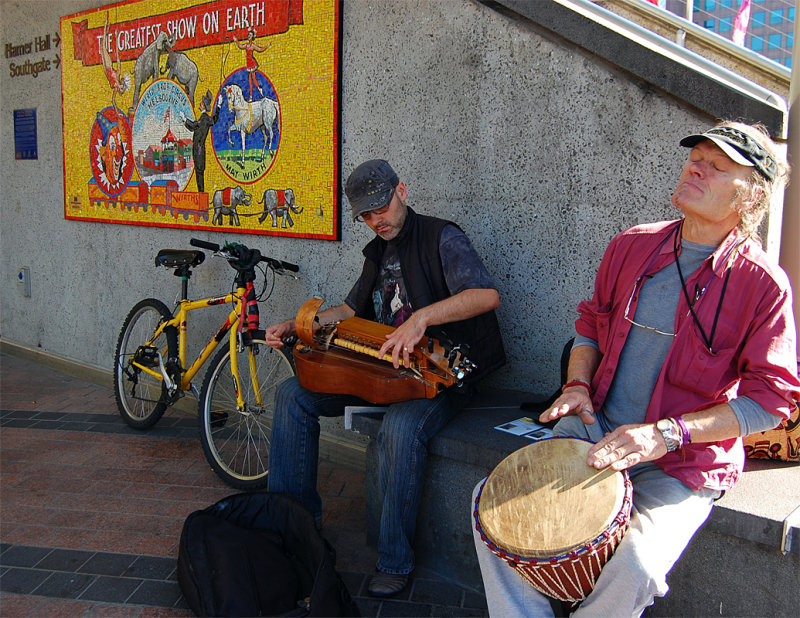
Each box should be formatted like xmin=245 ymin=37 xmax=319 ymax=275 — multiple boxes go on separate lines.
xmin=0 ymin=0 xmax=789 ymax=483
xmin=2 ymin=0 xmax=774 ymax=394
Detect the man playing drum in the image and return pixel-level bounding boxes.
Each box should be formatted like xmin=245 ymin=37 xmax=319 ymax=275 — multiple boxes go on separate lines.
xmin=473 ymin=121 xmax=800 ymax=616
xmin=265 ymin=159 xmax=506 ymax=597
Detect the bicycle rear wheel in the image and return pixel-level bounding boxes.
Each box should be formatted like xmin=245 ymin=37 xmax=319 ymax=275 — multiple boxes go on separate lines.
xmin=199 ymin=339 xmax=295 ymax=489
xmin=114 ymin=299 xmax=178 ymax=429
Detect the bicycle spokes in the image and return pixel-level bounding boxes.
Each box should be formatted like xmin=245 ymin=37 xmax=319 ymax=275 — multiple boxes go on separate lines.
xmin=199 ymin=341 xmax=294 ymax=489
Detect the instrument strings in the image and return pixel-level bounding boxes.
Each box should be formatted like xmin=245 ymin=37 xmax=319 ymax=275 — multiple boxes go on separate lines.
xmin=332 ymin=335 xmax=425 ymax=374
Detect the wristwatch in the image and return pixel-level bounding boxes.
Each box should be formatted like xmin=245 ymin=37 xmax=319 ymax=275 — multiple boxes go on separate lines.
xmin=656 ymin=419 xmax=681 ymax=452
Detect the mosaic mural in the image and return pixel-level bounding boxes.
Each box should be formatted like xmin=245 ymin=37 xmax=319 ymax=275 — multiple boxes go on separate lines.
xmin=60 ymin=0 xmax=341 ymax=239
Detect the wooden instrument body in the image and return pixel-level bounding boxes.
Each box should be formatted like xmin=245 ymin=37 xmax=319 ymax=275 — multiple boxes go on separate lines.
xmin=474 ymin=437 xmax=632 ymax=602
xmin=293 ymin=345 xmax=432 ymax=404
xmin=292 ymin=297 xmax=472 ymax=404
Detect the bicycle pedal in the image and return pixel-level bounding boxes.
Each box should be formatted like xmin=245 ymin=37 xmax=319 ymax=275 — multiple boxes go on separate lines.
xmin=210 ymin=410 xmax=229 ymax=428
xmin=165 ymin=358 xmax=182 ymax=381
xmin=134 ymin=346 xmax=159 ymax=367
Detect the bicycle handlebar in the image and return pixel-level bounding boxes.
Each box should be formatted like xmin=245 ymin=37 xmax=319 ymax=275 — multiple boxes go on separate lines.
xmin=190 ymin=238 xmax=219 ymax=251
xmin=264 ymin=257 xmax=300 ymax=273
xmin=190 ymin=238 xmax=299 ymax=274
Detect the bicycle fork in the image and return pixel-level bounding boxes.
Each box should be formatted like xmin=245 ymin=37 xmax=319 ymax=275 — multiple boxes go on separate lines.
xmin=228 ymin=327 xmax=265 ymax=414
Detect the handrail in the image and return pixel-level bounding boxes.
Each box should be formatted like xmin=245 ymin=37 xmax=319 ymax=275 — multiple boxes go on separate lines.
xmin=609 ymin=0 xmax=791 ymax=83
xmin=553 ymin=0 xmax=787 ymax=118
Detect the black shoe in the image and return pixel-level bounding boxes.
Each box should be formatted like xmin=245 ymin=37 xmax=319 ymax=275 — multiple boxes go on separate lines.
xmin=367 ymin=571 xmax=409 ymax=598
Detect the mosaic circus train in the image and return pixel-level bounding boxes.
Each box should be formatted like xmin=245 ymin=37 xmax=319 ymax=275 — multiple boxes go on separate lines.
xmin=87 ymin=179 xmax=209 ymax=223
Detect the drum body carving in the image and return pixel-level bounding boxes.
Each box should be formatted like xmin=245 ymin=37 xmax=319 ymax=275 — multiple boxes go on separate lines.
xmin=474 ymin=437 xmax=632 ymax=603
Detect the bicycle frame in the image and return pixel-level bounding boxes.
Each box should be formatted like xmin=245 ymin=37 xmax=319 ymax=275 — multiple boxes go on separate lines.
xmin=131 ymin=286 xmax=262 ymax=412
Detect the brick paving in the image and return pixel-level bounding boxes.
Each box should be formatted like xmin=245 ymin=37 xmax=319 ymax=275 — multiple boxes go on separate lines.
xmin=0 ymin=351 xmax=488 ymax=617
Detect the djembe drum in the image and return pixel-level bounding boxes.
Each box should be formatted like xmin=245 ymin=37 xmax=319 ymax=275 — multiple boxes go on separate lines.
xmin=474 ymin=437 xmax=632 ymax=603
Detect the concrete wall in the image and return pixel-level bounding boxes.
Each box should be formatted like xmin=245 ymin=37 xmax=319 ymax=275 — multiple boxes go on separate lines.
xmin=0 ymin=0 xmax=787 ymax=397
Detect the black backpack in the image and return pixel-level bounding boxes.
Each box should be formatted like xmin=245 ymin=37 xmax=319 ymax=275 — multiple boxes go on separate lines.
xmin=177 ymin=492 xmax=360 ymax=617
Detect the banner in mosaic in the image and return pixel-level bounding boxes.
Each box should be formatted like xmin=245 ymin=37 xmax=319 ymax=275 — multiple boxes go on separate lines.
xmin=61 ymin=0 xmax=341 ymax=240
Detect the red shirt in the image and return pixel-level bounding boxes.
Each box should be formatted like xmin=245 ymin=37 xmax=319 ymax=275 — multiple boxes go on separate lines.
xmin=576 ymin=220 xmax=800 ymax=490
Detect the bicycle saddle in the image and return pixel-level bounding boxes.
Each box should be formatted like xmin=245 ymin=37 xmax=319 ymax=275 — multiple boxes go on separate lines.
xmin=155 ymin=249 xmax=205 ymax=269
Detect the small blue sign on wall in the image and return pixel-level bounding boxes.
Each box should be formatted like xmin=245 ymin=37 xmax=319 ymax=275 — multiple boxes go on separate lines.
xmin=14 ymin=108 xmax=38 ymax=160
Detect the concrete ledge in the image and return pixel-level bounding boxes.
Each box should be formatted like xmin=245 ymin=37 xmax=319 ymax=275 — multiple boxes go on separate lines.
xmin=1 ymin=340 xmax=112 ymax=389
xmin=704 ymin=458 xmax=800 ymax=553
xmin=352 ymin=391 xmax=800 ymax=613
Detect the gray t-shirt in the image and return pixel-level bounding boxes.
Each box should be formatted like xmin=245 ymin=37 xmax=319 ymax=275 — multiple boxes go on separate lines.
xmin=575 ymin=238 xmax=776 ymax=434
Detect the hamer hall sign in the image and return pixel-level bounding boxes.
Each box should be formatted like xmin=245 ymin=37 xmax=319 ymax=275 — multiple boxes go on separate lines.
xmin=5 ymin=32 xmax=61 ymax=79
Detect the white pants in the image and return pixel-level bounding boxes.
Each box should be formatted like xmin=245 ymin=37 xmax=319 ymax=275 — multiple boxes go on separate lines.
xmin=472 ymin=416 xmax=720 ymax=618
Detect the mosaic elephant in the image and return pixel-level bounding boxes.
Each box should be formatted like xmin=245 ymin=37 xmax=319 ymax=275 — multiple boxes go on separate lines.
xmin=162 ymin=50 xmax=198 ymax=105
xmin=258 ymin=188 xmax=302 ymax=228
xmin=211 ymin=186 xmax=252 ymax=226
xmin=130 ymin=31 xmax=176 ymax=111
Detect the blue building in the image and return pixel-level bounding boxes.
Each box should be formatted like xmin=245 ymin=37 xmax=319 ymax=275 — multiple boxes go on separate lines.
xmin=666 ymin=0 xmax=794 ymax=67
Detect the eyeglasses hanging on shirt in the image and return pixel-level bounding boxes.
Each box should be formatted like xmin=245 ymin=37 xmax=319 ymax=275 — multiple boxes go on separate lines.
xmin=623 ymin=275 xmax=676 ymax=338
xmin=624 ymin=223 xmax=741 ymax=354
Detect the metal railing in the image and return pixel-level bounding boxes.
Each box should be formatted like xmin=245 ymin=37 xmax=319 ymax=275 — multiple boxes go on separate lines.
xmin=596 ymin=0 xmax=791 ymax=98
xmin=558 ymin=0 xmax=787 ymax=115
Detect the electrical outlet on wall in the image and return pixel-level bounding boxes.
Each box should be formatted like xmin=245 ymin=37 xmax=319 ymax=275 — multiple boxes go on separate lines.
xmin=17 ymin=267 xmax=31 ymax=297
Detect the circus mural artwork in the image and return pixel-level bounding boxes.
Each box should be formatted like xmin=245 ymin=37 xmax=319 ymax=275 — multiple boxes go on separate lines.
xmin=60 ymin=0 xmax=341 ymax=239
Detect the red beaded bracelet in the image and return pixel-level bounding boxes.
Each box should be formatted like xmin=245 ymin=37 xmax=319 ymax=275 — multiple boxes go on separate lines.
xmin=562 ymin=379 xmax=592 ymax=397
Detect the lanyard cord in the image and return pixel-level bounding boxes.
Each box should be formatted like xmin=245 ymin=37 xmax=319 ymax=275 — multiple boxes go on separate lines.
xmin=673 ymin=226 xmax=735 ymax=353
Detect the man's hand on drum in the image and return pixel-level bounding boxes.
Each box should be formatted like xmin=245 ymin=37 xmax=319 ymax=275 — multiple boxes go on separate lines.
xmin=379 ymin=315 xmax=426 ymax=369
xmin=539 ymin=385 xmax=596 ymax=426
xmin=587 ymin=423 xmax=669 ymax=471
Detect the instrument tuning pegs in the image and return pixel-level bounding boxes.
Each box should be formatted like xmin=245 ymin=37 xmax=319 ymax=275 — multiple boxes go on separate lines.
xmin=451 ymin=357 xmax=477 ymax=382
xmin=448 ymin=344 xmax=470 ymax=369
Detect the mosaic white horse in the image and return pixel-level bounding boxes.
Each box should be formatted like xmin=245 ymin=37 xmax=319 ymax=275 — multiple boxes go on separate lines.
xmin=223 ymin=84 xmax=279 ymax=168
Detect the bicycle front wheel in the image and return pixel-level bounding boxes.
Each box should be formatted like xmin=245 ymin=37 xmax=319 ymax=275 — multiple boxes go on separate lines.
xmin=199 ymin=339 xmax=295 ymax=489
xmin=114 ymin=299 xmax=177 ymax=429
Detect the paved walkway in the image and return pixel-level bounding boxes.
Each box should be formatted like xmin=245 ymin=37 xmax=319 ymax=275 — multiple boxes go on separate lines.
xmin=0 ymin=351 xmax=488 ymax=617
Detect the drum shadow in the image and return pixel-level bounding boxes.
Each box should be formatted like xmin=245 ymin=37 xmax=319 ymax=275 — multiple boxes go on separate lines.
xmin=580 ymin=466 xmax=619 ymax=490
xmin=534 ymin=463 xmax=616 ymax=495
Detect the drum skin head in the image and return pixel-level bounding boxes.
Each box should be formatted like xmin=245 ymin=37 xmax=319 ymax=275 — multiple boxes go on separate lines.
xmin=477 ymin=437 xmax=626 ymax=557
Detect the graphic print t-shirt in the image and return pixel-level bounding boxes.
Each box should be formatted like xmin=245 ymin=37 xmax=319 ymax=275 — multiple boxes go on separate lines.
xmin=372 ymin=243 xmax=411 ymax=326
xmin=344 ymin=224 xmax=497 ymax=325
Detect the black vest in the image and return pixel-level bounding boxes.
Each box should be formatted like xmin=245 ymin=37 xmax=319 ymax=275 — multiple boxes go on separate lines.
xmin=351 ymin=207 xmax=506 ymax=382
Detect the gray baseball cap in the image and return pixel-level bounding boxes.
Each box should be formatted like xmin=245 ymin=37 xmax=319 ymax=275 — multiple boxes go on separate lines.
xmin=345 ymin=160 xmax=399 ymax=221
xmin=679 ymin=126 xmax=776 ymax=181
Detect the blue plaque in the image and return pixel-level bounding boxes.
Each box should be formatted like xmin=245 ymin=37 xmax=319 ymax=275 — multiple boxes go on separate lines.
xmin=14 ymin=109 xmax=38 ymax=160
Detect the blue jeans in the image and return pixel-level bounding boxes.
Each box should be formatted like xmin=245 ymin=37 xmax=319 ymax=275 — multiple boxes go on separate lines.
xmin=473 ymin=415 xmax=720 ymax=617
xmin=268 ymin=377 xmax=464 ymax=574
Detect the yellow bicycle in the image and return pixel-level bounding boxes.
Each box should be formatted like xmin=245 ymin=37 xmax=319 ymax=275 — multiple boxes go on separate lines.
xmin=113 ymin=238 xmax=298 ymax=489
